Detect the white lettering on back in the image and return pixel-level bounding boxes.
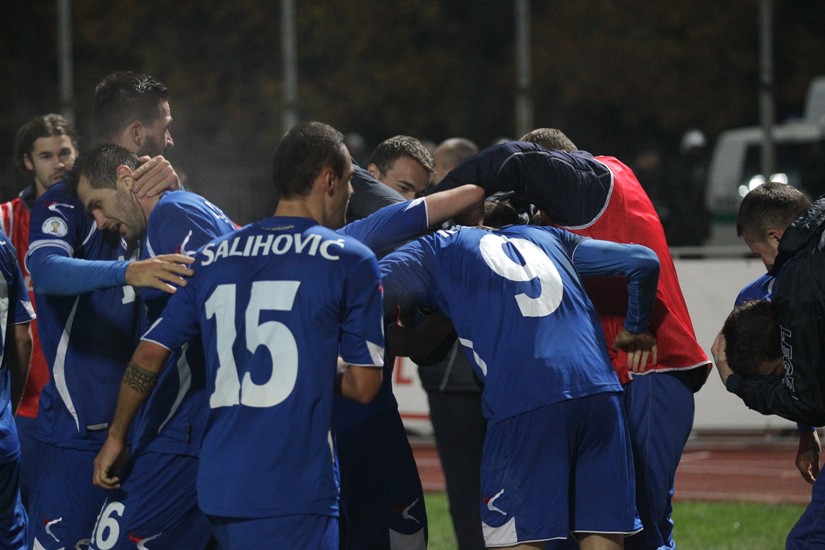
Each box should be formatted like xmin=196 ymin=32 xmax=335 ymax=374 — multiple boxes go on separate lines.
xmin=200 ymin=233 xmax=345 ymax=266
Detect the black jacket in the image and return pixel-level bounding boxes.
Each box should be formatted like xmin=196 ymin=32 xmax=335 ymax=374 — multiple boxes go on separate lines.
xmin=727 ymin=198 xmax=825 ymax=425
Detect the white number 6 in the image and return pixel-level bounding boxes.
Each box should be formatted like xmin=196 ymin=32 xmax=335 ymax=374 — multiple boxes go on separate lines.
xmin=94 ymin=501 xmax=125 ymax=550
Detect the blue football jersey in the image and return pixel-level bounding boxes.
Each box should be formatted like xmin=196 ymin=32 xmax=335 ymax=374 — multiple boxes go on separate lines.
xmin=736 ymin=273 xmax=775 ymax=306
xmin=141 ymin=216 xmax=385 ymax=518
xmin=132 ymin=191 xmax=238 ymax=456
xmin=380 ymin=224 xmax=658 ymax=424
xmin=339 ymin=197 xmax=429 ymax=259
xmin=0 ymin=233 xmax=36 ymax=460
xmin=27 ymin=184 xmax=144 ymax=450
xmin=334 ymin=198 xmax=428 ymax=433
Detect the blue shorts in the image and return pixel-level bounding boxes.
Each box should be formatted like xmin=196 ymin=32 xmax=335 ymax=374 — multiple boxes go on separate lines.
xmin=0 ymin=456 xmax=27 ymax=549
xmin=788 ymin=467 xmax=825 ymax=549
xmin=336 ymin=408 xmax=427 ymax=549
xmin=480 ymin=392 xmax=641 ymax=547
xmin=207 ymin=513 xmax=337 ymax=549
xmin=89 ymin=451 xmax=212 ymax=549
xmin=14 ymin=414 xmax=37 ymax=508
xmin=623 ymin=370 xmax=695 ymax=550
xmin=28 ymin=441 xmax=108 ymax=550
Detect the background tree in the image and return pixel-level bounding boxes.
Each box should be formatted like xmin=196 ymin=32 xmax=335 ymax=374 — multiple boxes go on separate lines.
xmin=1 ymin=0 xmax=824 ymax=224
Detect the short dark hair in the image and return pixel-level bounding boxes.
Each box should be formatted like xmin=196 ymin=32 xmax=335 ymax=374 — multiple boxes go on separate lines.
xmin=520 ymin=128 xmax=577 ymax=153
xmin=736 ymin=182 xmax=810 ymax=239
xmin=92 ymin=71 xmax=169 ymax=144
xmin=14 ymin=114 xmax=78 ymax=173
xmin=369 ymin=135 xmax=434 ymax=176
xmin=722 ymin=299 xmax=782 ymax=377
xmin=65 ymin=144 xmax=139 ymax=197
xmin=272 ymin=122 xmax=348 ymax=199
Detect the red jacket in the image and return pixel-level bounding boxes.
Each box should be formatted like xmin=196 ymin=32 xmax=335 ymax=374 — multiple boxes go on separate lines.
xmin=1 ymin=188 xmax=49 ymax=417
xmin=559 ymin=156 xmax=710 ymax=385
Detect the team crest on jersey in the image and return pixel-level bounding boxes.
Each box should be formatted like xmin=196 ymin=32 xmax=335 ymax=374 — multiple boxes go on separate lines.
xmin=42 ymin=216 xmax=69 ymax=237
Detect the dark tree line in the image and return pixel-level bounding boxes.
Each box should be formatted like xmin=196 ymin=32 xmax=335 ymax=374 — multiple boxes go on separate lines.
xmin=2 ymin=0 xmax=824 ymax=224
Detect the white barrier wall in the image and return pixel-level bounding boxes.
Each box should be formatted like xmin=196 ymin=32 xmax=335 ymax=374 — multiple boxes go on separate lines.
xmin=392 ymin=254 xmax=797 ymax=434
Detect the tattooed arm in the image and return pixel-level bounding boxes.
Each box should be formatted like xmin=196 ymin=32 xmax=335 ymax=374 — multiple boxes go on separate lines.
xmin=93 ymin=341 xmax=171 ymax=489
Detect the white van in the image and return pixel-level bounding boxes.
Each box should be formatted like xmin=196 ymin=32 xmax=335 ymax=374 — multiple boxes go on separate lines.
xmin=705 ymin=77 xmax=825 ymax=245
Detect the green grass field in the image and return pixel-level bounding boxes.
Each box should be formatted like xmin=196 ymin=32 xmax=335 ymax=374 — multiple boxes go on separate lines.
xmin=424 ymin=493 xmax=805 ymax=549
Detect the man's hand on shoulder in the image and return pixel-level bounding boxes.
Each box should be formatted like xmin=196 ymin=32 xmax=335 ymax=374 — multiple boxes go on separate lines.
xmin=125 ymin=253 xmax=195 ymax=293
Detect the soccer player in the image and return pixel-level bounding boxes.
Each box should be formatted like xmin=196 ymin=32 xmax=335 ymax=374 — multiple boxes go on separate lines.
xmin=346 ymin=164 xmax=405 ymax=224
xmin=729 ymin=182 xmax=815 ymax=491
xmin=0 ymin=231 xmax=35 ymax=548
xmin=431 ymin=137 xmax=478 ymax=188
xmin=713 ymin=181 xmax=825 ymax=549
xmin=333 ymin=134 xmax=435 ymax=549
xmin=2 ymin=114 xmax=77 ymax=507
xmin=338 ymin=134 xmax=489 ymax=550
xmin=366 ymin=135 xmax=434 ymax=200
xmin=24 ymin=72 xmax=190 ymax=550
xmin=93 ymin=121 xmax=385 ymax=549
xmin=66 ymin=143 xmax=238 ymax=549
xmin=435 ymin=131 xmax=711 ymax=550
xmin=380 ymin=201 xmax=660 ymax=549
xmin=717 ymin=299 xmax=783 ymax=379
xmin=344 ymin=135 xmax=432 ymax=224
xmin=91 ymin=71 xmax=178 ymax=194
xmin=416 ymin=136 xmax=486 ymax=550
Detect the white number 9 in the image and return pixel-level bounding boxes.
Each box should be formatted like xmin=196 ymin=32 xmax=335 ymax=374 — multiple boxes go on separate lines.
xmin=478 ymin=234 xmax=563 ymax=317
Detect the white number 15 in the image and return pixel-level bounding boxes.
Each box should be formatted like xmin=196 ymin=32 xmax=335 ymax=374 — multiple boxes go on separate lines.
xmin=205 ymin=281 xmax=300 ymax=408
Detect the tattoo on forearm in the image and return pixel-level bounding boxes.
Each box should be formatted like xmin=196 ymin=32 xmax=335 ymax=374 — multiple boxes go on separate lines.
xmin=123 ymin=362 xmax=159 ymax=394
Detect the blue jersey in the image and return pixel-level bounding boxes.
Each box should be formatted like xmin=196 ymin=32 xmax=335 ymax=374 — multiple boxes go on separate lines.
xmin=340 ymin=197 xmax=429 ymax=259
xmin=380 ymin=224 xmax=659 ymax=424
xmin=141 ymin=216 xmax=385 ymax=518
xmin=27 ymin=184 xmax=143 ymax=450
xmin=0 ymin=234 xmax=36 ymax=461
xmin=132 ymin=191 xmax=238 ymax=456
xmin=735 ymin=272 xmax=775 ymax=306
xmin=334 ymin=198 xmax=428 ymax=432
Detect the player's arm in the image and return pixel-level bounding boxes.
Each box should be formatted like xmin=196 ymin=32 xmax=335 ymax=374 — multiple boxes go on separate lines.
xmin=379 ymin=237 xmax=450 ymax=362
xmin=724 ymin=372 xmax=825 ymax=425
xmin=340 ymin=184 xmax=483 ymax=259
xmin=26 ymin=246 xmax=194 ymax=296
xmin=386 ymin=309 xmax=455 ymax=360
xmin=336 ymin=362 xmax=383 ymax=405
xmin=130 ymin=155 xmax=182 ymax=198
xmin=796 ymin=428 xmax=821 ymax=485
xmin=336 ymin=246 xmax=388 ymax=404
xmin=125 ymin=254 xmax=196 ymax=293
xmin=93 ymin=340 xmax=171 ymax=490
xmin=711 ymin=331 xmax=733 ymax=385
xmin=347 ymin=164 xmax=405 ymax=221
xmin=6 ymin=242 xmax=35 ymax=413
xmin=572 ymin=236 xmax=660 ymax=371
xmin=434 ymin=142 xmax=611 ymax=227
xmin=716 ymin=331 xmax=825 ymax=426
xmin=423 ymin=185 xmax=485 ymax=227
xmin=9 ymin=322 xmax=32 ymax=414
